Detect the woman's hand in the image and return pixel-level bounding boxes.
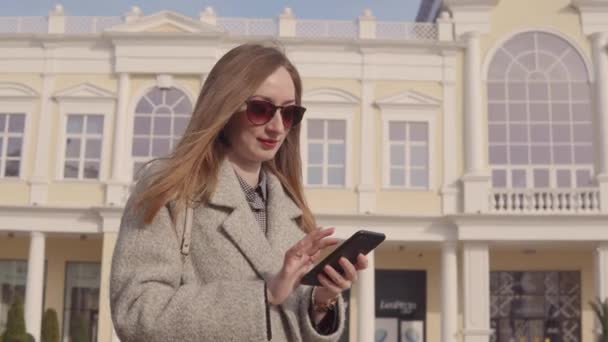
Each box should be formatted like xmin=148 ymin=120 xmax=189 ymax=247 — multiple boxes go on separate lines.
xmin=266 ymin=227 xmax=338 ymax=306
xmin=313 ymin=253 xmax=369 ymax=307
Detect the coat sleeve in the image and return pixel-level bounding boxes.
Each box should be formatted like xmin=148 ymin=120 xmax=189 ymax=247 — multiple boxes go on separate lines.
xmin=110 ymin=193 xmax=268 ymax=342
xmin=297 ymin=286 xmax=346 ymax=342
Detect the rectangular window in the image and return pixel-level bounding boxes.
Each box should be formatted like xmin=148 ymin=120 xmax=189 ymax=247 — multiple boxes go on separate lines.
xmin=388 ymin=121 xmax=429 ymax=189
xmin=0 ymin=260 xmax=27 ymax=333
xmin=306 ymin=119 xmax=346 ymax=186
xmin=0 ymin=113 xmax=26 ymax=178
xmin=63 ymin=262 xmax=100 ymax=342
xmin=64 ymin=114 xmax=104 ymax=180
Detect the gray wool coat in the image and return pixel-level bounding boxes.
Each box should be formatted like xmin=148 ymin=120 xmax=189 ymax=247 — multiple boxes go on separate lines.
xmin=110 ymin=160 xmax=345 ymax=342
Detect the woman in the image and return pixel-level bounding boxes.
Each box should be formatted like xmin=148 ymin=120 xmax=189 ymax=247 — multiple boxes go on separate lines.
xmin=110 ymin=43 xmax=368 ymax=342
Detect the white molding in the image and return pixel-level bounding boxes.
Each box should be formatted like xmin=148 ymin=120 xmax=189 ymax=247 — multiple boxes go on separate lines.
xmin=303 ymin=87 xmax=359 ymax=106
xmin=0 ymin=82 xmax=39 ymax=99
xmin=0 ymin=206 xmax=103 ymax=233
xmin=376 ymin=90 xmax=440 ymax=191
xmin=375 ymin=89 xmax=442 ymax=111
xmin=300 ymin=88 xmax=358 ymax=189
xmin=106 ymin=10 xmax=222 ymax=34
xmin=481 ymin=27 xmax=596 ymax=83
xmin=156 ymin=74 xmax=173 ymax=89
xmin=443 ymin=0 xmax=499 ymax=37
xmin=53 ymin=82 xmax=116 ymax=101
xmin=454 ymin=214 xmax=608 ymax=240
xmin=572 ymin=0 xmax=608 ymax=35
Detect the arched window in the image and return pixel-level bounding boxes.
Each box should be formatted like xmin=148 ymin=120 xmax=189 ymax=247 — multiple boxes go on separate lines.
xmin=487 ymin=31 xmax=594 ymax=189
xmin=131 ymin=86 xmax=193 ymax=177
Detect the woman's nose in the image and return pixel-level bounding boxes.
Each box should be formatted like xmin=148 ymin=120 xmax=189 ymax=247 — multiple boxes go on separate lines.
xmin=266 ymin=109 xmax=285 ymax=133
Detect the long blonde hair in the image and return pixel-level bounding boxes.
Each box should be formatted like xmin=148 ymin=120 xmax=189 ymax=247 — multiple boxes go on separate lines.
xmin=135 ymin=43 xmax=316 ymax=233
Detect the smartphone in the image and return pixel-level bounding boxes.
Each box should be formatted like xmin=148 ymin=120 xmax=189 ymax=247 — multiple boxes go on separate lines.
xmin=300 ymin=229 xmax=386 ymax=286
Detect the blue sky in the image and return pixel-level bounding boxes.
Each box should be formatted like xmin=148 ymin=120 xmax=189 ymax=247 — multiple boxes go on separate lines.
xmin=0 ymin=0 xmax=423 ymax=21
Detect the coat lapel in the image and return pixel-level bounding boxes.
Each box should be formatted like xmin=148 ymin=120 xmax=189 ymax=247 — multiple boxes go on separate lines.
xmin=207 ymin=160 xmax=278 ymax=280
xmin=207 ymin=160 xmax=306 ymax=341
xmin=265 ymin=172 xmax=303 ymax=251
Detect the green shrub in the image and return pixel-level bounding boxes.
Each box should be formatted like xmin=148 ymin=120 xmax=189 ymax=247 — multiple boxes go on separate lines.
xmin=3 ymin=295 xmax=30 ymax=342
xmin=590 ymin=297 xmax=608 ymax=342
xmin=40 ymin=309 xmax=59 ymax=342
xmin=69 ymin=314 xmax=89 ymax=342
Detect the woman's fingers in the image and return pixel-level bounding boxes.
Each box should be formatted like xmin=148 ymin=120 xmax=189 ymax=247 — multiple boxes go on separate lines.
xmin=317 ymin=273 xmax=342 ymax=294
xmin=291 ymin=228 xmax=336 ymax=260
xmin=355 ymin=253 xmax=369 ymax=270
xmin=338 ymin=257 xmax=358 ymax=282
xmin=323 ymin=265 xmax=351 ymax=290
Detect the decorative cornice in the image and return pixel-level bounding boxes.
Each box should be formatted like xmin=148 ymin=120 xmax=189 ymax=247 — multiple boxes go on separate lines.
xmin=443 ymin=0 xmax=500 ymax=37
xmin=53 ymin=82 xmax=116 ymax=101
xmin=106 ymin=10 xmax=222 ymax=34
xmin=375 ymin=89 xmax=441 ymax=110
xmin=571 ymin=0 xmax=608 ymax=35
xmin=303 ymin=87 xmax=359 ymax=106
xmin=0 ymin=82 xmax=39 ymax=99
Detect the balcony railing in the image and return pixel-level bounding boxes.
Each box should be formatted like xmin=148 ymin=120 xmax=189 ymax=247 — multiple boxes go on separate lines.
xmin=376 ymin=22 xmax=438 ymax=41
xmin=0 ymin=9 xmax=440 ymax=42
xmin=217 ymin=18 xmax=276 ymax=36
xmin=489 ymin=188 xmax=601 ymax=214
xmin=0 ymin=16 xmax=47 ymax=33
xmin=65 ymin=16 xmax=122 ymax=34
xmin=295 ymin=19 xmax=357 ymax=39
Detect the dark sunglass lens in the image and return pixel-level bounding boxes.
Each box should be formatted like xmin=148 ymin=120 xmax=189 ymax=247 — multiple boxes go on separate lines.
xmin=282 ymin=106 xmax=305 ymax=127
xmin=247 ymin=101 xmax=273 ymax=124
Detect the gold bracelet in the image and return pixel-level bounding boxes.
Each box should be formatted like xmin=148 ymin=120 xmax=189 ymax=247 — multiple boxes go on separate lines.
xmin=311 ymin=288 xmax=338 ymax=312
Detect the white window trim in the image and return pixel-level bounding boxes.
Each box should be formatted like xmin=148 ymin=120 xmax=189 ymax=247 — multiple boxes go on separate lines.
xmin=55 ymin=100 xmax=115 ymax=182
xmin=381 ymin=111 xmax=437 ymax=191
xmin=300 ymin=106 xmax=354 ymax=189
xmin=127 ymin=82 xmax=196 ymax=181
xmin=0 ymin=83 xmax=37 ymax=182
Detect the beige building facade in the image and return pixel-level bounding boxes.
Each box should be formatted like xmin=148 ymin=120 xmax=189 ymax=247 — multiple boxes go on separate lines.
xmin=1 ymin=0 xmax=608 ymax=341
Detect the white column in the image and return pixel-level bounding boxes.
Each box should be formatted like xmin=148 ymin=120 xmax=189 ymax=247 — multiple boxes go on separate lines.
xmin=105 ymin=73 xmax=130 ymax=206
xmin=441 ymin=241 xmax=458 ymax=342
xmin=594 ymin=243 xmax=608 ymax=338
xmin=357 ymin=79 xmax=376 ymax=213
xmin=462 ymin=242 xmax=492 ymax=342
xmin=357 ymin=251 xmax=375 ymax=342
xmin=25 ymin=232 xmax=45 ymax=342
xmin=461 ymin=31 xmax=490 ymax=213
xmin=441 ymin=52 xmax=459 ymax=214
xmin=29 ymin=73 xmax=56 ymax=205
xmin=591 ymin=32 xmax=608 ymax=213
xmin=464 ymin=32 xmax=484 ymax=174
xmin=595 ymin=243 xmax=608 ymax=300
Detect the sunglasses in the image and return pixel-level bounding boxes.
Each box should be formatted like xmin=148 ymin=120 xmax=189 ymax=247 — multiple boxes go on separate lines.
xmin=245 ymin=99 xmax=306 ymax=129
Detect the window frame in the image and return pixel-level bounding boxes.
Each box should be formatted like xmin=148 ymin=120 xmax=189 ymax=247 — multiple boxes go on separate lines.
xmin=127 ymin=83 xmax=195 ymax=181
xmin=0 ymin=84 xmax=36 ymax=181
xmin=484 ymin=30 xmax=595 ymax=190
xmin=55 ymin=101 xmax=114 ymax=182
xmin=300 ymin=107 xmax=354 ymax=189
xmin=381 ymin=111 xmax=436 ymax=191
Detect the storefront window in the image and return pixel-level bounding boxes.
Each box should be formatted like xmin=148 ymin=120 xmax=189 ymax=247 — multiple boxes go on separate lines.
xmin=0 ymin=260 xmax=27 ymax=333
xmin=62 ymin=262 xmax=100 ymax=342
xmin=375 ymin=270 xmax=427 ymax=342
xmin=490 ymin=271 xmax=581 ymax=342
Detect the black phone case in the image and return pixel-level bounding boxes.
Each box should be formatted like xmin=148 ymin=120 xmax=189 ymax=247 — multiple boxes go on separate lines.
xmin=300 ymin=230 xmax=386 ymax=286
